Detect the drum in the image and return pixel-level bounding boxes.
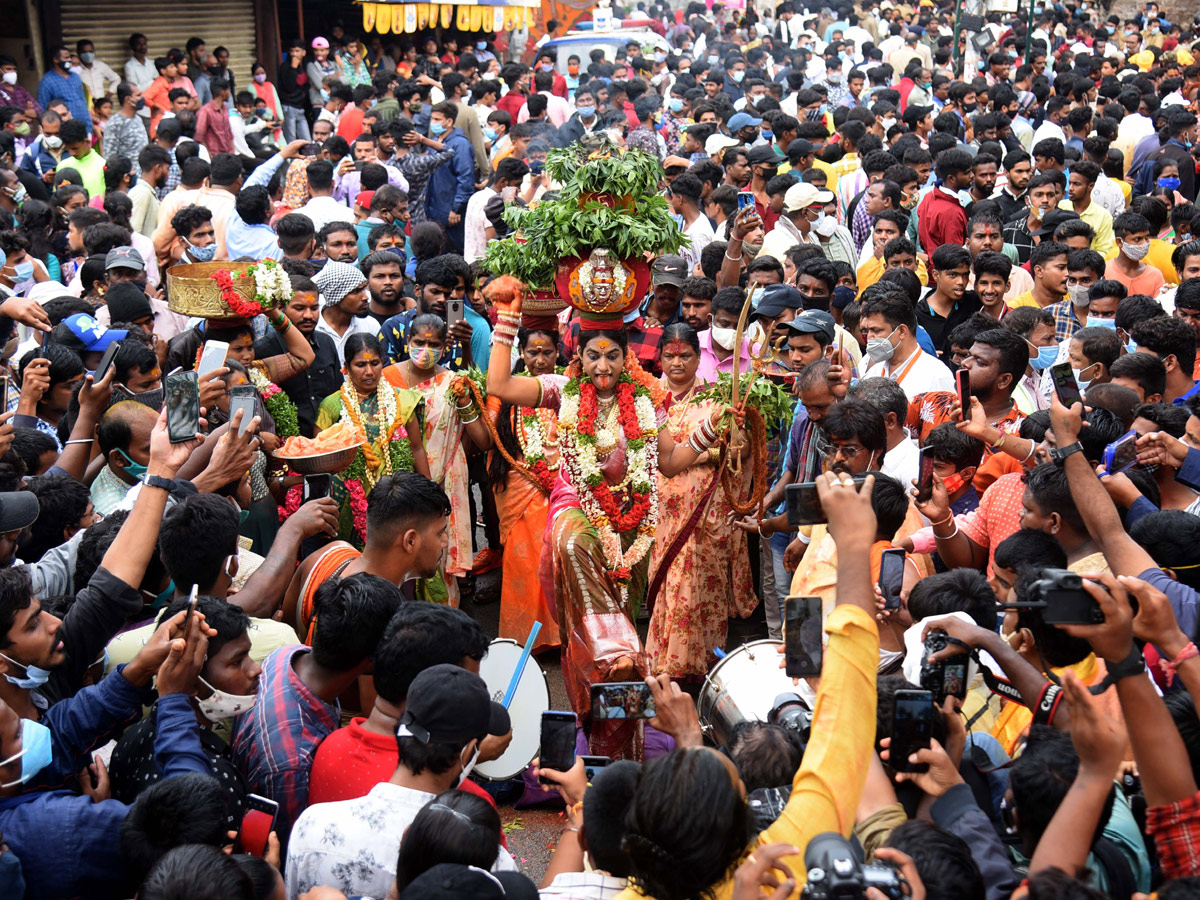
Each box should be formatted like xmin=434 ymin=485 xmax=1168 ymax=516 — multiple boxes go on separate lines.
xmin=474 ymin=638 xmax=552 ymax=781
xmin=698 ymin=640 xmax=817 ymax=747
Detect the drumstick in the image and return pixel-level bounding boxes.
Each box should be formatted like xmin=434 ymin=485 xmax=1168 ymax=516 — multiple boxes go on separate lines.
xmin=501 ymin=621 xmax=542 ymax=709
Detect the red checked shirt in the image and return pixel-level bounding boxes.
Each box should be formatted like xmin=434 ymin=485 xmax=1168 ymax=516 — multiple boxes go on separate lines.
xmin=1149 ymin=791 xmax=1200 ymax=879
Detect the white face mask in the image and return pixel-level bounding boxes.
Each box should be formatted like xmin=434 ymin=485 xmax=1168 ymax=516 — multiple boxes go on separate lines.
xmin=711 ymin=324 xmax=738 ymax=350
xmin=1 ymin=72 xmax=16 ymax=86
xmin=864 ymin=326 xmax=900 ymax=365
xmin=1121 ymin=239 xmax=1150 ymax=262
xmin=1067 ymin=284 xmax=1090 ymax=307
xmin=457 ymin=741 xmax=481 ymax=787
xmin=196 ymin=676 xmax=258 ymax=721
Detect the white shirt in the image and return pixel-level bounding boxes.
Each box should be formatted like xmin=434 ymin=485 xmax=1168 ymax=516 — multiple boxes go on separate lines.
xmin=316 ymin=311 xmax=376 ymax=365
xmin=882 ymin=435 xmax=920 ymax=492
xmin=463 ymin=186 xmax=498 ymax=263
xmin=864 ymin=346 xmax=954 ymax=400
xmin=285 ymin=781 xmax=517 ymax=900
xmin=681 ymin=214 xmax=715 ymax=272
xmin=125 ymin=56 xmax=158 ymax=118
xmin=296 ymin=195 xmax=355 ymax=232
xmin=1030 ymin=119 xmax=1066 ymax=148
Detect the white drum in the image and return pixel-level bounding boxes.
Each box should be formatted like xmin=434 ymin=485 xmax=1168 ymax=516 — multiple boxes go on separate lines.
xmin=474 ymin=638 xmax=552 ymax=781
xmin=698 ymin=640 xmax=817 ymax=747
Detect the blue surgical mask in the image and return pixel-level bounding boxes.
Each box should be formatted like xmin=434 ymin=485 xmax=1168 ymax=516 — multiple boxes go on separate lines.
xmin=187 ymin=241 xmax=217 ymax=262
xmin=484 ymin=126 xmax=497 ymax=141
xmin=707 ymin=54 xmax=719 ymax=66
xmin=1032 ymin=344 xmax=1059 ymax=371
xmin=731 ymin=70 xmax=745 ymax=83
xmin=1074 ymin=362 xmax=1098 ymax=393
xmin=0 ymin=718 xmax=53 ymax=788
xmin=0 ymin=653 xmax=51 ymax=691
xmin=577 ymin=105 xmax=596 ymax=119
xmin=1158 ymin=175 xmax=1182 ymax=191
xmin=1088 ymin=316 xmax=1117 ymax=330
xmin=117 ymin=448 xmax=149 ymax=479
xmin=477 ymin=41 xmax=487 ymax=50
xmin=669 ymin=97 xmax=684 ymax=113
xmin=429 ymin=121 xmax=447 ymax=136
xmin=13 ymin=261 xmax=33 ymax=282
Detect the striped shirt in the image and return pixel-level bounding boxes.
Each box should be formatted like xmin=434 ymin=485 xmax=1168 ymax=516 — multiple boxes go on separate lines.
xmin=232 ymin=645 xmax=340 ymax=842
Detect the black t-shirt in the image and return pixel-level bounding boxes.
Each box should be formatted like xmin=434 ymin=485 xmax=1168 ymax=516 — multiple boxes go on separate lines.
xmin=253 ymin=330 xmax=343 ymax=437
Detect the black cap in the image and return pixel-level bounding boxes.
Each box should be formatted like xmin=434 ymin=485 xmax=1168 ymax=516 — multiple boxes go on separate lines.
xmin=0 ymin=492 xmax=38 ymax=533
xmin=398 ymin=665 xmax=510 ymax=744
xmin=651 ymin=254 xmax=688 ymax=287
xmin=786 ymin=309 xmax=836 ymax=342
xmin=756 ymin=283 xmax=805 ymax=318
xmin=400 ymin=864 xmax=506 ymax=900
xmin=105 ymin=282 xmax=154 ymax=323
xmin=1032 ymin=208 xmax=1080 ymax=238
xmin=746 ymin=144 xmax=781 ymax=166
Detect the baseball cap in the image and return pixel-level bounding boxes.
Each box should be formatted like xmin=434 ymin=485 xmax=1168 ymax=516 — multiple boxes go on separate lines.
xmin=398 ymin=665 xmax=510 ymax=745
xmin=705 ymin=134 xmax=739 ymax=156
xmin=902 ymin=104 xmax=934 ymax=125
xmin=312 ymin=36 xmax=330 ymax=49
xmin=783 ymin=181 xmax=834 ymax=212
xmin=786 ymin=138 xmax=815 ymax=161
xmin=728 ymin=112 xmax=763 ymax=132
xmin=355 ymin=189 xmax=375 ymax=209
xmin=400 ymin=865 xmax=505 ymax=900
xmin=0 ymin=492 xmax=38 ymax=533
xmin=105 ymin=282 xmax=154 ymax=323
xmin=787 ymin=309 xmax=836 ymax=342
xmin=651 ymin=254 xmax=688 ymax=287
xmin=61 ymin=313 xmax=128 ymax=352
xmin=756 ymin=284 xmax=805 ymax=318
xmin=1032 ymin=209 xmax=1080 ymax=238
xmin=105 ymin=246 xmax=145 ymax=272
xmin=746 ymin=145 xmax=781 ymax=167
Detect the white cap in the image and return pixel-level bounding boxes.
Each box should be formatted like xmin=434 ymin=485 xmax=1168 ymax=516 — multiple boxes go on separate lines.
xmin=705 ymin=134 xmax=740 ymax=156
xmin=783 ymin=181 xmax=835 ymax=212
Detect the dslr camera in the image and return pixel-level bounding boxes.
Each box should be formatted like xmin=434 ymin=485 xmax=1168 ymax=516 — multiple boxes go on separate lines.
xmin=1026 ymin=568 xmax=1106 ymax=626
xmin=919 ymin=632 xmax=969 ymax=705
xmin=767 ymin=692 xmax=812 ymax=748
xmin=802 ymin=832 xmax=905 ymax=900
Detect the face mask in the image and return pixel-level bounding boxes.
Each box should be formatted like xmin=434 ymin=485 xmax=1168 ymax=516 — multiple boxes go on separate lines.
xmin=577 ymin=105 xmax=596 ymax=119
xmin=187 ymin=241 xmax=217 ymax=262
xmin=320 ymin=89 xmax=331 ymax=103
xmin=1074 ymin=362 xmax=1098 ymax=393
xmin=865 ymin=327 xmax=899 ymax=365
xmin=654 ymin=52 xmax=667 ymax=63
xmin=0 ymin=652 xmax=50 ymax=691
xmin=13 ymin=260 xmax=33 ymax=282
xmin=254 ymin=73 xmax=267 ymax=84
xmin=207 ymin=65 xmax=222 ymax=76
xmin=196 ymin=675 xmax=258 ymax=721
xmin=731 ymin=70 xmax=745 ymax=83
xmin=1030 ymin=344 xmax=1059 ymax=371
xmin=457 ymin=742 xmax=481 ymax=787
xmin=1 ymin=72 xmax=15 ymax=86
xmin=941 ymin=471 xmax=969 ymax=494
xmin=1121 ymin=240 xmax=1150 ymax=262
xmin=828 ymin=71 xmax=842 ymax=84
xmin=708 ymin=55 xmax=719 ymax=66
xmin=408 ymin=101 xmax=423 ymax=113
xmin=484 ymin=126 xmax=498 ymax=141
xmin=1107 ymin=24 xmax=1116 ymax=34
xmin=761 ymin=129 xmax=773 ymax=141
xmin=1067 ymin=284 xmax=1090 ymax=307
xmin=1088 ymin=316 xmax=1116 ymax=331
xmin=1032 ymin=205 xmax=1045 ymax=221
xmin=429 ymin=121 xmax=447 ymax=136
xmin=1158 ymin=176 xmax=1182 ymax=191
xmin=12 ymin=122 xmax=29 ymax=136
xmin=669 ymin=97 xmax=684 ymax=113
xmin=814 ymin=213 xmax=838 ymax=237
xmin=882 ymin=116 xmax=897 ymax=132
xmin=113 ymin=385 xmax=165 ymax=412
xmin=411 ymin=346 xmax=437 ymax=369
xmin=963 ymin=102 xmax=977 ymax=113
xmin=80 ymin=52 xmax=95 ymax=65
xmin=477 ymin=41 xmax=487 ymax=51
xmin=501 ymin=185 xmax=517 ymax=202
xmin=117 ymin=448 xmax=150 ymax=478
xmin=711 ymin=324 xmax=737 ymax=350
xmin=0 ymin=718 xmax=53 ymax=788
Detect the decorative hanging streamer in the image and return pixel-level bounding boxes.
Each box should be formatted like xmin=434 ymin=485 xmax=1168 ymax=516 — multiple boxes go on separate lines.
xmin=457 ymin=4 xmax=471 ymax=29
xmin=471 ymin=5 xmax=485 ymax=31
xmin=361 ymin=2 xmax=376 ymax=32
xmin=376 ymin=4 xmax=391 ymax=34
xmin=440 ymin=4 xmax=452 ymax=28
xmin=493 ymin=7 xmax=506 ymax=31
xmin=404 ymin=4 xmax=417 ymax=32
xmin=392 ymin=4 xmax=405 ymax=33
xmin=416 ymin=4 xmax=428 ymax=30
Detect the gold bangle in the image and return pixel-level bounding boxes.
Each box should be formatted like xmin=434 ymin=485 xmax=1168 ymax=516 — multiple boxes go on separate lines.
xmin=932 ymin=513 xmax=954 ymax=528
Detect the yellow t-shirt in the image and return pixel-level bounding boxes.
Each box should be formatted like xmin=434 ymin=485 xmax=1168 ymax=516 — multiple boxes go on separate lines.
xmin=856 ymin=256 xmax=929 ymax=295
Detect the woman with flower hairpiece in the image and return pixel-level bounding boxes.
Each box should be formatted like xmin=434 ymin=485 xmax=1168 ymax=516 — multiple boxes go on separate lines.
xmin=647 ymin=323 xmax=757 ymax=680
xmin=382 ymin=313 xmax=494 ymax=607
xmin=486 ymin=319 xmax=562 ymax=653
xmin=485 ymin=276 xmax=737 ymax=760
xmin=316 ymin=333 xmax=430 ymax=548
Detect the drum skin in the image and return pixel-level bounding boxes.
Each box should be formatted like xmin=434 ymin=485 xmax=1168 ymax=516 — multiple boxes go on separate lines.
xmin=698 ymin=640 xmax=816 ymax=747
xmin=475 ymin=639 xmax=552 ymax=781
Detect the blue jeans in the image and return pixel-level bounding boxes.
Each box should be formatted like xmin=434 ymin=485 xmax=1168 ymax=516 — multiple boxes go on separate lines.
xmin=282 ymin=105 xmax=310 ymax=142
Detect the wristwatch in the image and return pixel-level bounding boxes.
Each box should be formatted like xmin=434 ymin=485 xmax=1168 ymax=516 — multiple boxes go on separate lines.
xmin=143 ymin=474 xmax=175 ymax=492
xmin=1049 ymin=442 xmax=1082 ymax=464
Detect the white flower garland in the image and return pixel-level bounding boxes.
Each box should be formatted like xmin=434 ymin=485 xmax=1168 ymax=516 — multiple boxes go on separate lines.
xmin=248 ymin=259 xmax=292 ymax=308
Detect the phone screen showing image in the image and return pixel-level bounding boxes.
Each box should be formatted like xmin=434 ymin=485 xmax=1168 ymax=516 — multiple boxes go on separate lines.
xmin=1051 ymin=362 xmax=1083 ymax=407
xmin=784 ymin=596 xmax=823 ymax=678
xmin=916 ymin=450 xmax=935 ymax=504
xmin=165 ymin=371 xmax=200 ymax=443
xmin=591 ymin=682 xmax=656 ymax=719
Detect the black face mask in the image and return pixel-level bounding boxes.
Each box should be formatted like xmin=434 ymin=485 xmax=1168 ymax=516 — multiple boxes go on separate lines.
xmin=207 ymin=66 xmax=222 ymax=76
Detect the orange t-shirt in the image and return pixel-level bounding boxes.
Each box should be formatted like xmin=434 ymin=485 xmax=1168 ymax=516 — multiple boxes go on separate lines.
xmin=1104 ymin=258 xmax=1165 ymax=297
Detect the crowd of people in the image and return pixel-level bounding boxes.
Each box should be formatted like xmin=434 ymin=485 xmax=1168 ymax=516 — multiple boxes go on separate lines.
xmin=6 ymin=0 xmax=1200 ymax=898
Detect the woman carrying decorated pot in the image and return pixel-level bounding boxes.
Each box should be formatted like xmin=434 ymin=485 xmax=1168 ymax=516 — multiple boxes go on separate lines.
xmin=381 ymin=313 xmax=493 ymax=606
xmin=316 ymin=332 xmax=429 ymax=549
xmin=646 ymin=323 xmax=757 ymax=680
xmin=485 ymin=316 xmax=562 ymax=654
xmin=485 ymin=275 xmax=739 ymax=760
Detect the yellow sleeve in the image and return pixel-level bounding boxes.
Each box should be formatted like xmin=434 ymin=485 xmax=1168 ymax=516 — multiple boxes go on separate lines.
xmin=759 ymin=604 xmax=881 ymax=884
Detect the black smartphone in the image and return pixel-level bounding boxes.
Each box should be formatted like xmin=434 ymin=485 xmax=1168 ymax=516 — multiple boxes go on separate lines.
xmin=539 ymin=711 xmax=577 ymax=782
xmin=1051 ymin=362 xmax=1083 ymax=407
xmin=785 ymin=475 xmax=867 ymax=526
xmin=878 ymin=548 xmax=906 ymax=611
xmin=580 ymin=755 xmax=612 ymax=781
xmin=1102 ymin=431 xmax=1139 ymax=476
xmin=229 ymin=392 xmax=257 ymax=438
xmin=916 ymin=449 xmax=936 ymax=504
xmin=591 ymin=682 xmax=656 ymax=719
xmin=0 ymin=374 xmax=9 ymax=411
xmin=302 ymin=141 xmax=321 ymax=155
xmin=890 ymin=689 xmax=934 ymax=773
xmin=784 ymin=595 xmax=823 ymax=678
xmin=303 ymin=474 xmax=331 ymax=501
xmin=446 ymin=297 xmax=464 ymax=329
xmin=94 ymin=342 xmax=121 ymax=382
xmin=955 ymin=368 xmax=970 ymax=420
xmin=529 ymin=159 xmax=545 ymax=175
xmin=183 ymin=584 xmax=198 ymax=632
xmin=165 ymin=371 xmax=200 ymax=443
xmin=238 ymin=793 xmax=279 ymax=857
